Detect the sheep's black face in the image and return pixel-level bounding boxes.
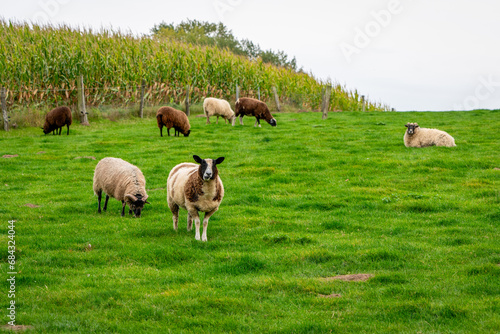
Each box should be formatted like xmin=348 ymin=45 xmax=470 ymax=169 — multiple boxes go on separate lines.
xmin=405 ymin=123 xmax=418 ymax=135
xmin=194 ymin=155 xmax=225 ymax=181
xmin=268 ymin=118 xmax=277 ymax=127
xmin=129 ymin=200 xmax=145 ymax=217
xmin=125 ymin=194 xmax=149 ymax=218
xmin=183 ymin=130 xmax=191 ymax=137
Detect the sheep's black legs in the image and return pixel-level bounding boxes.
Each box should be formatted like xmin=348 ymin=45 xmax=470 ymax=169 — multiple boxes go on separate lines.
xmin=58 ymin=127 xmax=62 ymax=135
xmin=167 ymin=128 xmax=170 ymax=136
xmin=239 ymin=115 xmax=244 ymax=125
xmin=66 ymin=124 xmax=70 ymax=135
xmin=160 ymin=125 xmax=163 ymax=137
xmin=103 ymin=195 xmax=109 ymax=211
xmin=121 ymin=201 xmax=126 ymax=216
xmin=97 ymin=190 xmax=102 ymax=213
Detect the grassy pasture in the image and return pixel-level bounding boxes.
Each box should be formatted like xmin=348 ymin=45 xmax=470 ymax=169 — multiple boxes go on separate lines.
xmin=0 ymin=110 xmax=499 ymax=333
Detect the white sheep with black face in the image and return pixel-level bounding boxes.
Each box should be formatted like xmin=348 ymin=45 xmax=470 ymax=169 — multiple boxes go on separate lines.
xmin=404 ymin=122 xmax=456 ymax=148
xmin=167 ymin=155 xmax=225 ymax=242
xmin=93 ymin=157 xmax=150 ymax=217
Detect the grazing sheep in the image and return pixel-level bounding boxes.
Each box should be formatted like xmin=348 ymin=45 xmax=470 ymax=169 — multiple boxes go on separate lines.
xmin=404 ymin=123 xmax=456 ymax=148
xmin=93 ymin=157 xmax=150 ymax=217
xmin=42 ymin=106 xmax=72 ymax=135
xmin=203 ymin=97 xmax=236 ymax=126
xmin=235 ymin=97 xmax=277 ymax=127
xmin=156 ymin=106 xmax=191 ymax=137
xmin=167 ymin=155 xmax=225 ymax=242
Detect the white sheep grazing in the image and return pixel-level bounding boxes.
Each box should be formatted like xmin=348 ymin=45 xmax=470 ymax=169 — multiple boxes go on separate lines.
xmin=93 ymin=157 xmax=149 ymax=217
xmin=167 ymin=155 xmax=225 ymax=241
xmin=203 ymin=97 xmax=236 ymax=126
xmin=404 ymin=123 xmax=456 ymax=148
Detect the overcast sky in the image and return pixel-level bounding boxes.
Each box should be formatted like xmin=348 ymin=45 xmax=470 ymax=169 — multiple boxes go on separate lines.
xmin=3 ymin=0 xmax=500 ymax=111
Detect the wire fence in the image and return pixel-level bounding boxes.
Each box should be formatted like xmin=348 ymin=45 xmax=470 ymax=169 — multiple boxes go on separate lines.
xmin=0 ymin=78 xmax=377 ymax=130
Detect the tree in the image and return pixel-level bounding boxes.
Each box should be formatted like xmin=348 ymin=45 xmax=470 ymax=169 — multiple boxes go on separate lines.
xmin=151 ymin=20 xmax=298 ymax=71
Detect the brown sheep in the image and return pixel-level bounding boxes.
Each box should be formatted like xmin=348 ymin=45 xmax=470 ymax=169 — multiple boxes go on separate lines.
xmin=235 ymin=97 xmax=277 ymax=127
xmin=156 ymin=106 xmax=191 ymax=137
xmin=42 ymin=106 xmax=72 ymax=135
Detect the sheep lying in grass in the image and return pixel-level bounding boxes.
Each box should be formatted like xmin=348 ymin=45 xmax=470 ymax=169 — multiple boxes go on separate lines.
xmin=235 ymin=97 xmax=277 ymax=127
xmin=42 ymin=106 xmax=72 ymax=135
xmin=203 ymin=97 xmax=236 ymax=125
xmin=404 ymin=123 xmax=456 ymax=148
xmin=156 ymin=106 xmax=191 ymax=137
xmin=93 ymin=157 xmax=149 ymax=217
xmin=167 ymin=155 xmax=225 ymax=242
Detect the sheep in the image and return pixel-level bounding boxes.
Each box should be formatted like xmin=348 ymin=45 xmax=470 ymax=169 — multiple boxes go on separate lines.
xmin=203 ymin=97 xmax=236 ymax=126
xmin=404 ymin=123 xmax=456 ymax=148
xmin=93 ymin=157 xmax=150 ymax=217
xmin=42 ymin=106 xmax=72 ymax=135
xmin=167 ymin=155 xmax=225 ymax=242
xmin=156 ymin=106 xmax=191 ymax=137
xmin=235 ymin=97 xmax=277 ymax=127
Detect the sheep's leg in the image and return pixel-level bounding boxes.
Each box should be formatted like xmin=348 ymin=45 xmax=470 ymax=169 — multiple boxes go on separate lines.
xmin=224 ymin=118 xmax=227 ymax=124
xmin=66 ymin=124 xmax=70 ymax=135
xmin=187 ymin=210 xmax=201 ymax=240
xmin=58 ymin=127 xmax=62 ymax=135
xmin=167 ymin=128 xmax=170 ymax=136
xmin=187 ymin=213 xmax=193 ymax=231
xmin=103 ymin=195 xmax=109 ymax=211
xmin=169 ymin=202 xmax=179 ymax=230
xmin=216 ymin=116 xmax=219 ymax=124
xmin=121 ymin=201 xmax=126 ymax=217
xmin=254 ymin=118 xmax=261 ymax=128
xmin=97 ymin=190 xmax=102 ymax=213
xmin=206 ymin=116 xmax=210 ymax=124
xmin=201 ymin=209 xmax=217 ymax=242
xmin=159 ymin=125 xmax=163 ymax=137
xmin=239 ymin=115 xmax=244 ymax=125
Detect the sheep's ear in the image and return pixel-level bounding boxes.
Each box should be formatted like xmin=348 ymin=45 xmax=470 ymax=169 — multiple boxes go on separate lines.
xmin=193 ymin=155 xmax=202 ymax=164
xmin=214 ymin=157 xmax=225 ymax=165
xmin=415 ymin=124 xmax=419 ymax=128
xmin=405 ymin=124 xmax=409 ymax=127
xmin=125 ymin=194 xmax=137 ymax=202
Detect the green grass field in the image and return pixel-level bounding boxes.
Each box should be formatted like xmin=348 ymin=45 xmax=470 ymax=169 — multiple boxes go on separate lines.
xmin=0 ymin=110 xmax=499 ymax=333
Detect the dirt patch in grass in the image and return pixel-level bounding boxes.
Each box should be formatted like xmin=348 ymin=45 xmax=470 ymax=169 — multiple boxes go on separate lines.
xmin=74 ymin=156 xmax=96 ymax=160
xmin=321 ymin=274 xmax=374 ymax=282
xmin=2 ymin=155 xmax=18 ymax=158
xmin=1 ymin=325 xmax=35 ymax=331
xmin=36 ymin=151 xmax=46 ymax=154
xmin=24 ymin=204 xmax=40 ymax=208
xmin=318 ymin=293 xmax=342 ymax=298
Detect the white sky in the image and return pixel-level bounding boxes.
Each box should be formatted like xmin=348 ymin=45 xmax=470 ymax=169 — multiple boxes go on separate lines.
xmin=3 ymin=0 xmax=500 ymax=111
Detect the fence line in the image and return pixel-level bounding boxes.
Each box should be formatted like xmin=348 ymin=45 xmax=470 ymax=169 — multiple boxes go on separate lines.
xmin=1 ymin=79 xmax=377 ymax=130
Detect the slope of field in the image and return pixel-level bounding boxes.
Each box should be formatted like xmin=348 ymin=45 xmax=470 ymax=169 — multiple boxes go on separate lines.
xmin=0 ymin=110 xmax=498 ymax=333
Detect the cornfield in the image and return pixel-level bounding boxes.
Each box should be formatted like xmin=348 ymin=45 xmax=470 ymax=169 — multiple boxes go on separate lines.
xmin=0 ymin=20 xmax=390 ymax=112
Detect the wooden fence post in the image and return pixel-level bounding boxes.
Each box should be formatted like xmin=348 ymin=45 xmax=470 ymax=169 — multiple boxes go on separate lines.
xmin=1 ymin=88 xmax=8 ymax=131
xmin=272 ymin=86 xmax=281 ymax=112
xmin=77 ymin=75 xmax=89 ymax=125
xmin=139 ymin=79 xmax=146 ymax=118
xmin=185 ymin=85 xmax=190 ymax=116
xmin=361 ymin=95 xmax=366 ymax=112
xmin=321 ymin=85 xmax=331 ymax=120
